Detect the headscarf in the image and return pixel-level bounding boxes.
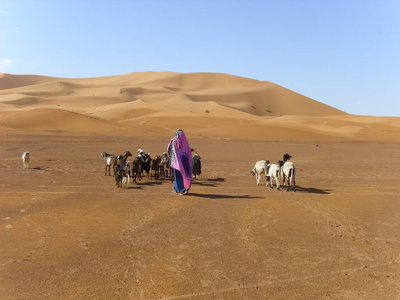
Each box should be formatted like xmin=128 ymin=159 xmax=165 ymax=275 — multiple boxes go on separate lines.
xmin=167 ymin=129 xmax=192 ymax=190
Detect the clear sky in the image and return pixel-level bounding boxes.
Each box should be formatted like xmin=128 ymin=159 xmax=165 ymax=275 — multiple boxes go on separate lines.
xmin=1 ymin=0 xmax=399 ymax=116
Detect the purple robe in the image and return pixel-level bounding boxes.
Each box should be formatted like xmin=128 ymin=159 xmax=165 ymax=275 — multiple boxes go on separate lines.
xmin=167 ymin=129 xmax=192 ymax=191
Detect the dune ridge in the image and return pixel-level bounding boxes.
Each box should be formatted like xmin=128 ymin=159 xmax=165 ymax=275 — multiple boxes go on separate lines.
xmin=1 ymin=71 xmax=399 ymax=142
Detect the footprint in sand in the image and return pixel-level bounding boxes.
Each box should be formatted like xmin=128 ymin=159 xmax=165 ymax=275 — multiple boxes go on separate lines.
xmin=78 ymin=234 xmax=91 ymax=254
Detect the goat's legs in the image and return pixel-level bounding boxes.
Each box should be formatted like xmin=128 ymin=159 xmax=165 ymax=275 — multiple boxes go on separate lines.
xmin=125 ymin=174 xmax=130 ymax=185
xmin=282 ymin=174 xmax=286 ymax=188
xmin=287 ymin=176 xmax=294 ymax=191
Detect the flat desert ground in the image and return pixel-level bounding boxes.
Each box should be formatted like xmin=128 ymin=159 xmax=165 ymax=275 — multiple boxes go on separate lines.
xmin=1 ymin=72 xmax=400 ymax=299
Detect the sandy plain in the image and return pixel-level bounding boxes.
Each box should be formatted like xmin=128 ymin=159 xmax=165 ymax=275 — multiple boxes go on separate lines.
xmin=0 ymin=72 xmax=400 ymax=299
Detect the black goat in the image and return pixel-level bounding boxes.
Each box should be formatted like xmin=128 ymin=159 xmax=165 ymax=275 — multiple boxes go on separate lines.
xmin=192 ymin=154 xmax=202 ymax=180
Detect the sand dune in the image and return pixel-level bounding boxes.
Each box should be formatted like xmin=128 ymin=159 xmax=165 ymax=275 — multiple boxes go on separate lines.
xmin=0 ymin=71 xmax=399 ymax=142
xmin=0 ymin=71 xmax=343 ymax=116
xmin=1 ymin=72 xmax=400 ymax=299
xmin=0 ymin=73 xmax=60 ymax=89
xmin=86 ymin=99 xmax=164 ymax=121
xmin=0 ymin=108 xmax=112 ymax=133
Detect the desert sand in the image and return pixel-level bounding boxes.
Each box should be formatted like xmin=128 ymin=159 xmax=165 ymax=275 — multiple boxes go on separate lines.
xmin=1 ymin=72 xmax=399 ymax=299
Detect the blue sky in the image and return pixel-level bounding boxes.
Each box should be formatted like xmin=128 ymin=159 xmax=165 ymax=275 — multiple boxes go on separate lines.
xmin=1 ymin=0 xmax=399 ymax=117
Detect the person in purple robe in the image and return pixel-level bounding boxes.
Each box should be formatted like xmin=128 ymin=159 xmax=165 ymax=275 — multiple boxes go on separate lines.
xmin=167 ymin=129 xmax=192 ymax=195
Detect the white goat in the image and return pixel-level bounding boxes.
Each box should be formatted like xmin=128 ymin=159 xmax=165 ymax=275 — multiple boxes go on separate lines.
xmin=266 ymin=163 xmax=281 ymax=189
xmin=101 ymin=152 xmax=116 ymax=176
xmin=22 ymin=151 xmax=30 ymax=169
xmin=279 ymin=153 xmax=296 ymax=192
xmin=265 ymin=163 xmax=281 ymax=190
xmin=250 ymin=160 xmax=269 ymax=185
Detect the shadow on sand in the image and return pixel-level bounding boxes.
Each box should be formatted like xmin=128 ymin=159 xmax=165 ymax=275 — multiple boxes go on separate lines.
xmin=188 ymin=192 xmax=262 ymax=200
xmin=206 ymin=178 xmax=226 ymax=182
xmin=32 ymin=167 xmax=46 ymax=171
xmin=127 ymin=186 xmax=143 ymax=190
xmin=295 ymin=186 xmax=332 ymax=194
xmin=192 ymin=181 xmax=218 ymax=187
xmin=136 ymin=181 xmax=163 ymax=186
xmin=191 ymin=177 xmax=226 ymax=188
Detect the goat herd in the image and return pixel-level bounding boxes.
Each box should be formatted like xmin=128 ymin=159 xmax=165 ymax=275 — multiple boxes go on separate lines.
xmin=21 ymin=150 xmax=295 ymax=192
xmin=251 ymin=153 xmax=296 ymax=192
xmin=100 ymin=149 xmax=203 ymax=188
xmin=100 ymin=149 xmax=296 ymax=192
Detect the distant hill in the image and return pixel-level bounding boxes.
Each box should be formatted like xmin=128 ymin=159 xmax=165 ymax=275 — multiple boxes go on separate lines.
xmin=0 ymin=71 xmax=345 ymax=117
xmin=4 ymin=71 xmax=398 ymax=142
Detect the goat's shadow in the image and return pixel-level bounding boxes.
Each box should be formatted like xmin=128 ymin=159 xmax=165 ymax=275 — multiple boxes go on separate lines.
xmin=192 ymin=181 xmax=218 ymax=187
xmin=207 ymin=178 xmax=226 ymax=182
xmin=135 ymin=181 xmax=163 ymax=186
xmin=191 ymin=178 xmax=227 ymax=188
xmin=188 ymin=192 xmax=262 ymax=200
xmin=294 ymin=186 xmax=332 ymax=194
xmin=127 ymin=186 xmax=143 ymax=190
xmin=32 ymin=167 xmax=46 ymax=170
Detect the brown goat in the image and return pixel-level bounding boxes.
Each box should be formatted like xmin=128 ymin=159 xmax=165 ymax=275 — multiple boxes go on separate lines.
xmin=131 ymin=157 xmax=142 ymax=183
xmin=150 ymin=155 xmax=161 ymax=180
xmin=160 ymin=152 xmax=170 ymax=179
xmin=114 ymin=164 xmax=124 ymax=188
